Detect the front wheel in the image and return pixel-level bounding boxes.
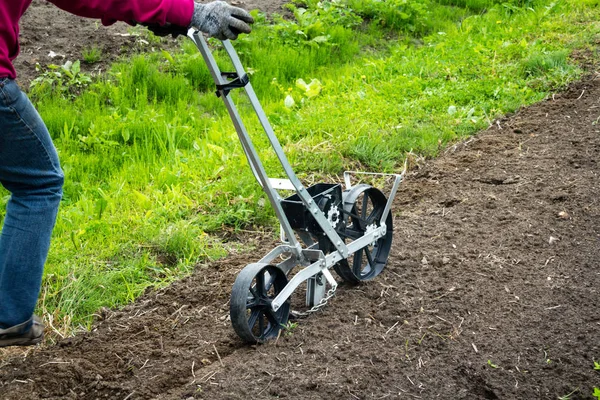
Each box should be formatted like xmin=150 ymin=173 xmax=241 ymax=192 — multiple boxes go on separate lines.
xmin=230 ymin=264 xmax=290 ymax=343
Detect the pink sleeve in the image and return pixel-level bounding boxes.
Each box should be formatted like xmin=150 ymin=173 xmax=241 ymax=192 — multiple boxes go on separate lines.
xmin=46 ymin=0 xmax=194 ymax=27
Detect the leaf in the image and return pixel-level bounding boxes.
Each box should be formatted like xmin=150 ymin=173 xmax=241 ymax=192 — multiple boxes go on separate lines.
xmin=305 ymin=80 xmax=322 ymax=97
xmin=212 ymin=166 xmax=225 ymax=179
xmin=62 ymin=68 xmax=74 ymax=79
xmin=95 ymin=197 xmax=108 ymax=219
xmin=72 ymin=60 xmax=81 ymax=75
xmin=284 ymin=94 xmax=296 ymax=108
xmin=133 ymin=190 xmax=152 ymax=209
xmin=121 ymin=128 xmax=130 ymax=143
xmin=162 ymin=50 xmax=175 ymax=64
xmin=295 ymin=78 xmax=322 ymax=98
xmin=206 ymin=143 xmax=225 ymax=159
xmin=296 ymin=78 xmax=308 ymax=91
xmin=311 ymin=35 xmax=329 ymax=44
xmin=593 ymin=388 xmax=600 ymax=400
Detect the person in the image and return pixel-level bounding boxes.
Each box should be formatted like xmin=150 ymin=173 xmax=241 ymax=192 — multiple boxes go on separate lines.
xmin=0 ymin=0 xmax=253 ymax=347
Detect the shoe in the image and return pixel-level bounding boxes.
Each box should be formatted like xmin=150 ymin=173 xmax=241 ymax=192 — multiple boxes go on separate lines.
xmin=0 ymin=315 xmax=44 ymax=347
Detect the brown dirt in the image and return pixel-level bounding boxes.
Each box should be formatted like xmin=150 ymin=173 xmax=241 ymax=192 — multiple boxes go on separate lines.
xmin=2 ymin=2 xmax=600 ymax=400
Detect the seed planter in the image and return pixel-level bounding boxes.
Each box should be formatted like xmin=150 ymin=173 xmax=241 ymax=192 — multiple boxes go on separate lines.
xmin=189 ymin=31 xmax=405 ymax=343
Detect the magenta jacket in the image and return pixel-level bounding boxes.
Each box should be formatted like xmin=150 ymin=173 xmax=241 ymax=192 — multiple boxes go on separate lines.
xmin=0 ymin=0 xmax=195 ymax=79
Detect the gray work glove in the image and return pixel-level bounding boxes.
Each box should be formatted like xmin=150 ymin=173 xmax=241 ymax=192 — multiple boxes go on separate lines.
xmin=191 ymin=1 xmax=254 ymax=40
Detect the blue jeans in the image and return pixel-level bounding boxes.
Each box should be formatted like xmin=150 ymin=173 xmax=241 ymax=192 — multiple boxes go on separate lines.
xmin=0 ymin=78 xmax=63 ymax=331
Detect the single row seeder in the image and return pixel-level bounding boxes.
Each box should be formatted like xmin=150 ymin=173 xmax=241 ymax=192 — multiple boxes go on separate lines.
xmin=189 ymin=31 xmax=405 ymax=343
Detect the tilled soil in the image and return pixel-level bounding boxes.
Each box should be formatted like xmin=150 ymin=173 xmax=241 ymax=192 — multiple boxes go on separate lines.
xmin=2 ymin=2 xmax=600 ymax=399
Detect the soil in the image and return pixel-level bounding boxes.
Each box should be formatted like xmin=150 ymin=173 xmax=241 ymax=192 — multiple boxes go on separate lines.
xmin=2 ymin=2 xmax=600 ymax=399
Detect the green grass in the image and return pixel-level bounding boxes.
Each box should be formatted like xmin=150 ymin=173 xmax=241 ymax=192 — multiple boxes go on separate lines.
xmin=1 ymin=0 xmax=600 ymax=335
xmin=82 ymin=45 xmax=103 ymax=64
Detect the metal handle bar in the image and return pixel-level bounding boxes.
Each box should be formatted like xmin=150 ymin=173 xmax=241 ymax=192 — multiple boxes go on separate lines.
xmin=187 ymin=30 xmax=349 ymax=259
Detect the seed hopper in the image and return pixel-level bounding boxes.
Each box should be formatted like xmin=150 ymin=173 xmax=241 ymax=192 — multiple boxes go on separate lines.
xmin=188 ymin=31 xmax=405 ymax=343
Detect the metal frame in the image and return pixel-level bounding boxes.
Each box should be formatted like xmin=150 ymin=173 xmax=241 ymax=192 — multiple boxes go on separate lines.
xmin=188 ymin=31 xmax=405 ymax=311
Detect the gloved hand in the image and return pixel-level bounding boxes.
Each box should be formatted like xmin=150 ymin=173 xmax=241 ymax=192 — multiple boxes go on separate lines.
xmin=191 ymin=1 xmax=254 ymax=40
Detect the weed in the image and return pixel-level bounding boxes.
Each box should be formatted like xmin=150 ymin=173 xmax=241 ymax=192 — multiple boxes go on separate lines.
xmin=30 ymin=60 xmax=92 ymax=98
xmin=520 ymin=50 xmax=575 ymax=88
xmin=82 ymin=46 xmax=103 ymax=64
xmin=279 ymin=0 xmax=363 ymax=46
xmin=558 ymin=388 xmax=579 ymax=400
xmin=593 ymin=361 xmax=600 ymax=400
xmin=487 ymin=360 xmax=499 ymax=368
xmin=284 ymin=321 xmax=299 ymax=336
xmin=348 ymin=0 xmax=433 ymax=34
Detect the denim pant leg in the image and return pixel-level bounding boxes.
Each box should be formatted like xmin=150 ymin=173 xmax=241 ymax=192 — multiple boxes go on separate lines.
xmin=0 ymin=78 xmax=64 ymax=330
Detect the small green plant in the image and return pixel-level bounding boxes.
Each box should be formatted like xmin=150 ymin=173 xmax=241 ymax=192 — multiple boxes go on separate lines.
xmin=30 ymin=60 xmax=92 ymax=98
xmin=558 ymin=388 xmax=579 ymax=400
xmin=273 ymin=0 xmax=362 ymax=47
xmin=289 ymin=0 xmax=363 ymax=29
xmin=593 ymin=361 xmax=600 ymax=400
xmin=487 ymin=360 xmax=498 ymax=368
xmin=284 ymin=321 xmax=299 ymax=336
xmin=82 ymin=46 xmax=103 ymax=64
xmin=347 ymin=0 xmax=432 ymax=34
xmin=520 ymin=50 xmax=572 ymax=79
xmin=277 ymin=77 xmax=323 ymax=109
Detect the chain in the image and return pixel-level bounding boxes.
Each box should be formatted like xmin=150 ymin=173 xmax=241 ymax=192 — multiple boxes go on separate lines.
xmin=290 ymin=285 xmax=337 ymax=319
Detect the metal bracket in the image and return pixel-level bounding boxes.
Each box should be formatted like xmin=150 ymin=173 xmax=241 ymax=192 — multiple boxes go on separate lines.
xmin=306 ymin=273 xmax=326 ymax=307
xmin=216 ymin=72 xmax=249 ymax=97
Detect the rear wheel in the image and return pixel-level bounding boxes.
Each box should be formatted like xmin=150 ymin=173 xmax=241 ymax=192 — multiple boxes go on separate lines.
xmin=333 ymin=185 xmax=393 ymax=282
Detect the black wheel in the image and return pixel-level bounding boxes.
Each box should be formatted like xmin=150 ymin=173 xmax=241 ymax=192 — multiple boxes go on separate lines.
xmin=230 ymin=263 xmax=290 ymax=343
xmin=333 ymin=185 xmax=393 ymax=282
